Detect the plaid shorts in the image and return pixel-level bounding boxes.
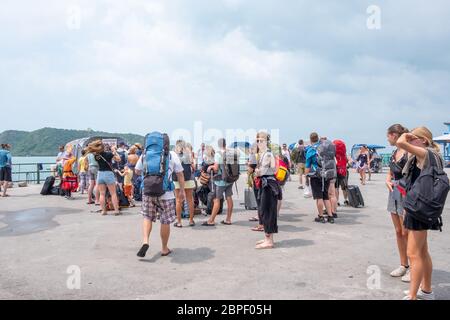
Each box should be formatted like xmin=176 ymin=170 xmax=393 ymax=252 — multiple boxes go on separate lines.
xmin=141 ymin=196 xmax=176 ymax=225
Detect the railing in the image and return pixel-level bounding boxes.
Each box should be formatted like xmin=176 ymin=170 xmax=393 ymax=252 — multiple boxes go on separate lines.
xmin=11 ymin=162 xmax=55 ymax=184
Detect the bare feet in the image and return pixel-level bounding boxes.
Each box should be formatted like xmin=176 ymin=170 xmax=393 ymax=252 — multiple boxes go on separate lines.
xmin=255 ymin=242 xmax=274 ymax=249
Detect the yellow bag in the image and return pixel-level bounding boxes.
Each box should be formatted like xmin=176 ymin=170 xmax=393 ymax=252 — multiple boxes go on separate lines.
xmin=275 ymin=166 xmax=288 ymax=182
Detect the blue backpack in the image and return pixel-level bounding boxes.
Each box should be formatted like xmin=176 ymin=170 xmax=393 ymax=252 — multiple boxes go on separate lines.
xmin=142 ymin=132 xmax=173 ymax=197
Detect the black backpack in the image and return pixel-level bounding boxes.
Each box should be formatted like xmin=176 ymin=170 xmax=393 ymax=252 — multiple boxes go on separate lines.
xmin=404 ymin=150 xmax=449 ymax=231
xmin=172 ymin=153 xmax=193 ymax=182
xmin=222 ymin=149 xmax=240 ymax=184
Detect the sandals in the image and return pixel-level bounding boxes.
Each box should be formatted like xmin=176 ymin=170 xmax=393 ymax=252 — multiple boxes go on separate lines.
xmin=249 ymin=217 xmax=259 ymax=222
xmin=137 ymin=244 xmax=149 ymax=258
xmin=220 ymin=220 xmax=232 ymax=225
xmin=86 ymin=201 xmax=95 ymax=205
xmin=161 ymin=249 xmax=172 ymax=257
xmin=201 ymin=221 xmax=215 ymax=227
xmin=173 ymin=222 xmax=183 ymax=228
xmin=189 ymin=221 xmax=196 ymax=227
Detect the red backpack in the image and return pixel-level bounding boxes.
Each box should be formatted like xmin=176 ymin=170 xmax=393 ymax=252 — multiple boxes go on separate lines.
xmin=333 ymin=139 xmax=347 ymax=177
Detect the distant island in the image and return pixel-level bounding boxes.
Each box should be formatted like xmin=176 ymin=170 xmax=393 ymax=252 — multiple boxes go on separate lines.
xmin=0 ymin=127 xmax=145 ymax=156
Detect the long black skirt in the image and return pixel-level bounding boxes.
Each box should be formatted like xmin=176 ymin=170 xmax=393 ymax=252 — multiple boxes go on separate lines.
xmin=258 ymin=181 xmax=281 ymax=234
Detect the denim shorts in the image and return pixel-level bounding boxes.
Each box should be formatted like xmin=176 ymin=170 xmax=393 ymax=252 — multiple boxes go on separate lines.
xmin=97 ymin=171 xmax=116 ymax=185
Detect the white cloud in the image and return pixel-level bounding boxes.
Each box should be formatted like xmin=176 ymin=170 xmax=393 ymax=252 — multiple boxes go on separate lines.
xmin=1 ymin=0 xmax=449 ymax=147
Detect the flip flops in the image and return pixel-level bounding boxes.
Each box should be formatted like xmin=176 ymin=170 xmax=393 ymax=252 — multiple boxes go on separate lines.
xmin=249 ymin=217 xmax=259 ymax=222
xmin=137 ymin=244 xmax=149 ymax=257
xmin=161 ymin=249 xmax=172 ymax=257
xmin=201 ymin=221 xmax=215 ymax=227
xmin=220 ymin=220 xmax=232 ymax=225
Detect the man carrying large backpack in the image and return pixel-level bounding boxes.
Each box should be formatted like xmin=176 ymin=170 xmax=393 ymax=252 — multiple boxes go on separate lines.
xmin=202 ymin=138 xmax=239 ymax=226
xmin=135 ymin=132 xmax=186 ymax=258
xmin=305 ymin=132 xmax=335 ymax=224
xmin=291 ymin=140 xmax=306 ymax=189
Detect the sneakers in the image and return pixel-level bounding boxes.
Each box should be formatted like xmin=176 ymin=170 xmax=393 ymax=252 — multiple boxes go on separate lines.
xmin=390 ymin=265 xmax=408 ymax=277
xmin=314 ymin=216 xmax=326 ymax=223
xmin=401 ymin=269 xmax=411 ymax=283
xmin=403 ymin=289 xmax=435 ymax=300
xmin=332 ymin=213 xmax=338 ymax=218
xmin=344 ymin=200 xmax=349 ymax=206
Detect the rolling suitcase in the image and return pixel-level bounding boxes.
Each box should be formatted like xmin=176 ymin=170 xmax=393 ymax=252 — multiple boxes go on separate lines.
xmin=244 ymin=188 xmax=258 ymax=210
xmin=40 ymin=176 xmax=55 ymax=195
xmin=347 ymin=185 xmax=364 ymax=208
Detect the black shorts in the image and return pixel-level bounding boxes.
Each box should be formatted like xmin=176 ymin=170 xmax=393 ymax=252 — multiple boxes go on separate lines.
xmin=335 ymin=173 xmax=348 ymax=190
xmin=310 ymin=177 xmax=330 ymax=200
xmin=0 ymin=167 xmax=12 ymax=182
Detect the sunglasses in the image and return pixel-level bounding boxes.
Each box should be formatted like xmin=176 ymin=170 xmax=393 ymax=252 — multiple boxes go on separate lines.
xmin=256 ymin=139 xmax=265 ymax=143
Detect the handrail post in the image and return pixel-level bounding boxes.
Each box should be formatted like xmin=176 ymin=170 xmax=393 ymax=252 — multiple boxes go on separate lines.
xmin=37 ymin=164 xmax=40 ymax=184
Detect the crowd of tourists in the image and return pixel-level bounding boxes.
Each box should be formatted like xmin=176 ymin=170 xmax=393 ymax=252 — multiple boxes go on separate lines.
xmin=1 ymin=123 xmax=448 ymax=300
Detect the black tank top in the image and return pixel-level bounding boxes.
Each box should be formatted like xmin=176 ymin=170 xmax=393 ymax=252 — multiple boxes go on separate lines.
xmin=389 ymin=149 xmax=408 ymax=180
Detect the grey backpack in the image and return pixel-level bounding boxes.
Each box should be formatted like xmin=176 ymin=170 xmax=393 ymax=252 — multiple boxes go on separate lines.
xmin=316 ymin=140 xmax=337 ymax=180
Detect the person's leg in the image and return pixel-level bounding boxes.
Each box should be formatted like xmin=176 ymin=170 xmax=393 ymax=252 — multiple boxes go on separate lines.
xmin=208 ymin=186 xmax=224 ymax=224
xmin=186 ymin=188 xmax=195 ymax=224
xmin=208 ymin=198 xmax=221 ymax=224
xmin=142 ymin=218 xmax=153 ymax=245
xmin=324 ymin=200 xmax=333 ymax=217
xmin=98 ymin=184 xmax=107 ymax=214
xmin=107 ymin=184 xmax=120 ymax=213
xmin=421 ymin=238 xmax=433 ymax=293
xmin=225 ymin=196 xmax=233 ymax=223
xmin=174 ymin=189 xmax=183 ymax=225
xmin=316 ymin=199 xmax=324 ymax=216
xmin=256 ymin=189 xmax=277 ymax=248
xmin=391 ymin=214 xmax=409 ymax=267
xmin=407 ymin=230 xmax=428 ymax=299
xmin=335 ymin=180 xmax=340 ymax=204
xmin=1 ymin=180 xmax=7 ymax=197
xmin=89 ymin=178 xmax=97 ymax=204
xmin=277 ymin=200 xmax=282 ymax=216
xmin=297 ymin=164 xmax=303 ymax=188
xmin=328 ymin=182 xmax=337 ymax=213
xmin=160 ymin=223 xmax=171 ymax=255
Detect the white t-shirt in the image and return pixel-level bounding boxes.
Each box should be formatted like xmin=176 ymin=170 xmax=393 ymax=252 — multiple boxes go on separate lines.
xmin=135 ymin=151 xmax=183 ymax=200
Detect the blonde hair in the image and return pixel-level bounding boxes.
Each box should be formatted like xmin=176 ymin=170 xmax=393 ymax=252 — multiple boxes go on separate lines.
xmin=411 ymin=127 xmax=440 ymax=152
xmin=175 ymin=140 xmax=186 ymax=154
xmin=128 ymin=145 xmax=137 ymax=155
xmin=256 ymin=131 xmax=271 ymax=151
xmin=204 ymin=145 xmax=215 ymax=164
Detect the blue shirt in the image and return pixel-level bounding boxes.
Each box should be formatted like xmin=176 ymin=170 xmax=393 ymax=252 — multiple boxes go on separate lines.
xmin=305 ymin=143 xmax=320 ymax=171
xmin=0 ymin=149 xmax=12 ymax=168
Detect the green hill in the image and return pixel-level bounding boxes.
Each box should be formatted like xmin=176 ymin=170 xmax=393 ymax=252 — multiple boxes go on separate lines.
xmin=0 ymin=127 xmax=145 ymax=156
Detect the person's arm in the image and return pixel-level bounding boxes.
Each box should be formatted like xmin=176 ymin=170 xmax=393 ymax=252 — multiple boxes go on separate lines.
xmin=386 ymin=169 xmax=393 ymax=192
xmin=396 ymin=133 xmax=427 ymax=162
xmin=134 ymin=156 xmax=143 ymax=176
xmin=305 ymin=150 xmax=312 ymax=174
xmin=110 ymin=147 xmax=121 ymax=162
xmin=115 ymin=170 xmax=125 ymax=177
xmin=7 ymin=152 xmax=12 ymax=166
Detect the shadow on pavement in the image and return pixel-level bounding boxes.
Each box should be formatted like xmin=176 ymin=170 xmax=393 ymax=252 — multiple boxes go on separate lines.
xmin=0 ymin=207 xmax=82 ymax=237
xmin=278 ymin=225 xmax=311 ymax=233
xmin=276 ymin=238 xmax=314 ymax=248
xmin=140 ymin=247 xmax=215 ymax=264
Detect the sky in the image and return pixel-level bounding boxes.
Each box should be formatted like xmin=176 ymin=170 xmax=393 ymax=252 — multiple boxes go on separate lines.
xmin=0 ymin=0 xmax=449 ymax=149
